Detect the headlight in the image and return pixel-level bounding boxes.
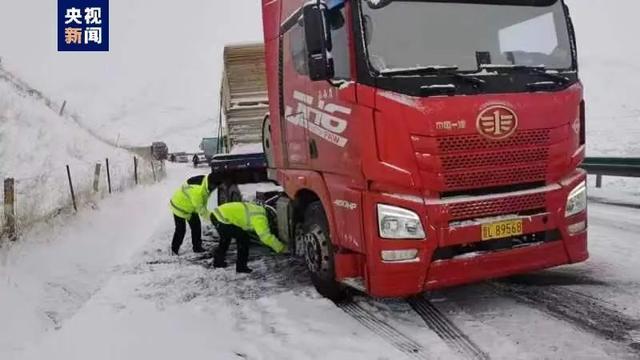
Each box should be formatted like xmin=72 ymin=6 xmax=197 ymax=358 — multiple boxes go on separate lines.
xmin=377 ymin=204 xmax=426 ymax=239
xmin=565 ymin=181 xmax=587 ymax=217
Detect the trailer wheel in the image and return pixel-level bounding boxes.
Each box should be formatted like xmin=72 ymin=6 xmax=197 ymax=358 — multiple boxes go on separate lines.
xmin=217 ymin=183 xmax=242 ymax=205
xmin=302 ymin=201 xmax=347 ymax=302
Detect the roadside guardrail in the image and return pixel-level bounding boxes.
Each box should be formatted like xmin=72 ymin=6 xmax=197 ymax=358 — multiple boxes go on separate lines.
xmin=581 ymin=157 xmax=640 ymax=188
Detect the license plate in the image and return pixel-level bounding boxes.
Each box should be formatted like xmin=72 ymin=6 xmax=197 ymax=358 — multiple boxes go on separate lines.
xmin=481 ymin=219 xmax=523 ymax=241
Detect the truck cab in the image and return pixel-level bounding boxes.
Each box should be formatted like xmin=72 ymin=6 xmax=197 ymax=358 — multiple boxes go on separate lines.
xmin=260 ymin=0 xmax=587 ymax=299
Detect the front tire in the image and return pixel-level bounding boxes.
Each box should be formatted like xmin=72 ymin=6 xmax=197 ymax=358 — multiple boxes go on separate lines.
xmin=302 ymin=201 xmax=347 ymax=302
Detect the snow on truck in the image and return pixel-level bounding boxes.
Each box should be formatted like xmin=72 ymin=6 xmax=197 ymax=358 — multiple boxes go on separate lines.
xmin=213 ymin=0 xmax=588 ymax=300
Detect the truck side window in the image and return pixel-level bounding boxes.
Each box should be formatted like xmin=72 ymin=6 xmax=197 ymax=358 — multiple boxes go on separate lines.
xmin=290 ymin=22 xmax=309 ymax=76
xmin=329 ymin=8 xmax=351 ymax=80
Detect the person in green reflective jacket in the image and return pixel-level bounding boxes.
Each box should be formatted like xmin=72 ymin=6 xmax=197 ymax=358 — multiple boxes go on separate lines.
xmin=210 ymin=201 xmax=286 ymax=273
xmin=169 ymin=173 xmax=219 ymax=255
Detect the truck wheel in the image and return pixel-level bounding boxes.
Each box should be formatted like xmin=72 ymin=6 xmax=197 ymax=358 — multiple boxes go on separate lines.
xmin=302 ymin=201 xmax=347 ymax=302
xmin=217 ymin=183 xmax=242 ymax=205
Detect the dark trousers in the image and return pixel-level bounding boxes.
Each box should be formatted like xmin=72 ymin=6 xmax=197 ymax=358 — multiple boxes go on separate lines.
xmin=213 ymin=222 xmax=250 ymax=270
xmin=172 ymin=214 xmax=202 ymax=253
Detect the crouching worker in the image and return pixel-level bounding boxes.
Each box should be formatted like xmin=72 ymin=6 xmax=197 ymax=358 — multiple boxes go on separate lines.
xmin=169 ymin=173 xmax=219 ymax=255
xmin=210 ymin=202 xmax=286 ymax=273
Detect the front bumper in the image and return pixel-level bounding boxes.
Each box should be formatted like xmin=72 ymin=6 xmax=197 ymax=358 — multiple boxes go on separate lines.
xmin=362 ymin=170 xmax=589 ymax=298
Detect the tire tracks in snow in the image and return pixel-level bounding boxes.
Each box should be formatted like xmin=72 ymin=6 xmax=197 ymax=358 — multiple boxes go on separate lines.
xmin=491 ymin=282 xmax=640 ymax=354
xmin=408 ymin=296 xmax=490 ymax=360
xmin=339 ymin=301 xmax=429 ymax=360
xmin=340 ymin=298 xmax=490 ymax=360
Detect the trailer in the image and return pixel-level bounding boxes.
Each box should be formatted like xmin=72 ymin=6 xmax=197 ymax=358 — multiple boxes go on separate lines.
xmin=214 ymin=0 xmax=588 ymax=301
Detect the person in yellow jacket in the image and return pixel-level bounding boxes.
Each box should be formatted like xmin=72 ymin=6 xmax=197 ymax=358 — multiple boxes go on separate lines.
xmin=169 ymin=173 xmax=219 ymax=255
xmin=210 ymin=201 xmax=286 ymax=273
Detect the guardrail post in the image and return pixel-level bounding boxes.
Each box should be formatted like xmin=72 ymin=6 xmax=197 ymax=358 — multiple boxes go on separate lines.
xmin=93 ymin=163 xmax=102 ymax=192
xmin=595 ymin=174 xmax=603 ymax=189
xmin=134 ymin=157 xmax=139 ymax=185
xmin=3 ymin=178 xmax=17 ymax=241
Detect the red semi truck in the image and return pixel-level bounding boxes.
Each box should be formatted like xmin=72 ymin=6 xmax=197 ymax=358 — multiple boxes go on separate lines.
xmin=216 ymin=0 xmax=588 ymax=300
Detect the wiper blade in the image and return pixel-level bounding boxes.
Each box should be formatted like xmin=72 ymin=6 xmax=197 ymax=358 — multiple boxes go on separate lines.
xmin=451 ymin=73 xmax=486 ymax=87
xmin=380 ymin=66 xmax=485 ymax=88
xmin=480 ymin=64 xmax=570 ymax=84
xmin=379 ymin=65 xmax=459 ymax=76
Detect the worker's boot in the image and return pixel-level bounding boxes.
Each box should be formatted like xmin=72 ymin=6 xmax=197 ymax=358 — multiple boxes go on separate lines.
xmin=236 ymin=266 xmax=253 ymax=274
xmin=212 ymin=256 xmax=228 ymax=269
xmin=193 ymin=245 xmax=206 ymax=253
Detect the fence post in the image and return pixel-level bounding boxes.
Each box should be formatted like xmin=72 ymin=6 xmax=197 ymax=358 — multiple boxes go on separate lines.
xmin=134 ymin=157 xmax=139 ymax=185
xmin=59 ymin=100 xmax=67 ymax=116
xmin=66 ymin=165 xmax=78 ymax=212
xmin=93 ymin=163 xmax=102 ymax=192
xmin=151 ymin=161 xmax=157 ymax=182
xmin=3 ymin=178 xmax=17 ymax=241
xmin=105 ymin=158 xmax=112 ymax=194
xmin=596 ymin=174 xmax=603 ymax=188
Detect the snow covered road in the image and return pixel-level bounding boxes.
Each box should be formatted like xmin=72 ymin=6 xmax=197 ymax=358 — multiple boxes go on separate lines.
xmin=2 ymin=165 xmax=640 ymax=360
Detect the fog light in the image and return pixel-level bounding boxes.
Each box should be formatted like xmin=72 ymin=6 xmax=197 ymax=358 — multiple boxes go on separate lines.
xmin=381 ymin=249 xmax=419 ymax=262
xmin=568 ymin=221 xmax=586 ymax=235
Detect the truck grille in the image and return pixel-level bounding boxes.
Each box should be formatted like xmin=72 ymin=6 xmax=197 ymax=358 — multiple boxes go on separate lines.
xmin=437 ymin=129 xmax=550 ymax=153
xmin=413 ymin=129 xmax=552 ymax=191
xmin=444 ymin=164 xmax=547 ymax=190
xmin=446 ymin=192 xmax=546 ymax=221
xmin=441 ymin=148 xmax=549 ymax=171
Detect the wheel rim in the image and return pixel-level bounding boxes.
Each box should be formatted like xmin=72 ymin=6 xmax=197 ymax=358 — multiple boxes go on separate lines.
xmin=303 ymin=226 xmax=329 ymax=274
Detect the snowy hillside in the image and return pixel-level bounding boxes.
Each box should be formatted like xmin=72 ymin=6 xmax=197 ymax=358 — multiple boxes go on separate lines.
xmin=0 ymin=68 xmax=149 ymax=229
xmin=0 ymin=0 xmax=263 ymax=152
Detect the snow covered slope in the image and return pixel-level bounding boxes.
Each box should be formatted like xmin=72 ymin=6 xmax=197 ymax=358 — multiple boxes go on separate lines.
xmin=0 ymin=68 xmax=145 ymax=229
xmin=0 ymin=0 xmax=263 ymax=152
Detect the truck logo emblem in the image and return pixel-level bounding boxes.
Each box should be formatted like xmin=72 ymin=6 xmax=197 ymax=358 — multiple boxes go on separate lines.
xmin=476 ymin=106 xmax=518 ymax=140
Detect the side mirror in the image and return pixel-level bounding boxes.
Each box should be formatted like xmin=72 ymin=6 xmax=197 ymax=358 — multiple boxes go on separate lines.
xmin=303 ymin=2 xmax=335 ymax=81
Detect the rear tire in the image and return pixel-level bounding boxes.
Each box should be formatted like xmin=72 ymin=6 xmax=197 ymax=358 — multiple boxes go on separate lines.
xmin=302 ymin=201 xmax=347 ymax=302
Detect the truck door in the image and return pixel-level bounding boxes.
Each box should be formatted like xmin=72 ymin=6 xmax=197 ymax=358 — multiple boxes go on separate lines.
xmin=280 ymin=15 xmax=311 ymax=167
xmin=306 ymin=4 xmax=356 ymax=174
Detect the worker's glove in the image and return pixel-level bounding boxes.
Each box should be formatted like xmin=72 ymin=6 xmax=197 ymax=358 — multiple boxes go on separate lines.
xmin=273 ymin=242 xmax=287 ymax=254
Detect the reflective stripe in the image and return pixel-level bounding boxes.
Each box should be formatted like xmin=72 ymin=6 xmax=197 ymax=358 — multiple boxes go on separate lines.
xmin=170 ymin=200 xmax=191 ymax=215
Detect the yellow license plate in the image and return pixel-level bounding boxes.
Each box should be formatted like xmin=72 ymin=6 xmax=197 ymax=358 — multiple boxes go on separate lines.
xmin=481 ymin=220 xmax=523 ymax=241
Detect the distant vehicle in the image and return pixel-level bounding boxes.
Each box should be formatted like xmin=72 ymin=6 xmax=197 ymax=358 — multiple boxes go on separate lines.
xmin=192 ymin=152 xmax=207 ymax=167
xmin=169 ymin=152 xmax=189 ymax=163
xmin=200 ymin=137 xmax=221 ymax=162
xmin=150 ymin=142 xmax=168 ymax=160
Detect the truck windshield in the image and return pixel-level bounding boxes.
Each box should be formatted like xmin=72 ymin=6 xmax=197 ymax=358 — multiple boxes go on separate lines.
xmin=360 ymin=0 xmax=574 ymax=74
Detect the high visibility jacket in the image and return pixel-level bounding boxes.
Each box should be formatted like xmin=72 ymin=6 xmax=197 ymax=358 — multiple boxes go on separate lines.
xmin=212 ymin=202 xmax=285 ymax=254
xmin=169 ymin=175 xmax=212 ymax=220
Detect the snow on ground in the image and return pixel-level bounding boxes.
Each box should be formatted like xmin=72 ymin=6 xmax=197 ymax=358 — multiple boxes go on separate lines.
xmin=2 ymin=164 xmax=640 ymax=360
xmin=0 ymin=164 xmax=417 ymax=360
